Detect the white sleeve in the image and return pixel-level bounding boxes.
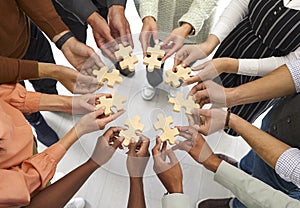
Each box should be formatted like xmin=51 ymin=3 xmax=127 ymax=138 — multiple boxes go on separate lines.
xmin=138 ymin=0 xmax=159 ymax=21
xmin=238 ymin=47 xmax=300 ymax=76
xmin=275 ymin=148 xmax=300 ymax=188
xmin=211 ymin=0 xmax=250 ymax=42
xmin=161 ymin=193 xmax=190 ymax=208
xmin=287 ymin=59 xmax=300 ymax=93
xmin=178 ymin=0 xmax=218 ymax=36
xmin=214 ymin=161 xmax=300 ymax=208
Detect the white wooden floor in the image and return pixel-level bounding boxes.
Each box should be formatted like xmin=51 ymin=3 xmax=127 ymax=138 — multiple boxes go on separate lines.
xmin=33 ymin=1 xmax=262 ymax=207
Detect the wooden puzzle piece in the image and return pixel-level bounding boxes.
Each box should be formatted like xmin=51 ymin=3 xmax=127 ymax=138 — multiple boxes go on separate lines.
xmin=96 ymin=92 xmax=126 ymax=115
xmin=114 ymin=44 xmax=138 ymax=72
xmin=120 ymin=116 xmax=145 ymax=146
xmin=153 ymin=114 xmax=179 ymax=144
xmin=169 ymin=92 xmax=200 ymax=115
xmin=119 ymin=55 xmax=138 ymax=72
xmin=143 ymin=44 xmax=165 ymax=72
xmin=165 ymin=65 xmax=192 ymax=87
xmin=92 ymin=67 xmax=123 ymax=88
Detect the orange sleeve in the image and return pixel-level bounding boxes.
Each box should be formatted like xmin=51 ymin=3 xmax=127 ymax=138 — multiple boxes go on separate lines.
xmin=0 ymin=143 xmax=66 ymax=207
xmin=0 ymin=84 xmax=41 ymax=114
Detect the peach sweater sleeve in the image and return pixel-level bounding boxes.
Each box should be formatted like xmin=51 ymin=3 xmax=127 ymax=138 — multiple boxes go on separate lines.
xmin=0 ymin=84 xmax=41 ymax=114
xmin=0 ymin=143 xmax=66 ymax=208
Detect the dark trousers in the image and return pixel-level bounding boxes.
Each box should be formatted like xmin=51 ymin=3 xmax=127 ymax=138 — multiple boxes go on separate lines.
xmin=20 ymin=22 xmax=57 ymax=122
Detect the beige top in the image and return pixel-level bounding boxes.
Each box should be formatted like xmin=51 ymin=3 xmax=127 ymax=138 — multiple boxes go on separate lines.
xmin=135 ymin=0 xmax=219 ymax=43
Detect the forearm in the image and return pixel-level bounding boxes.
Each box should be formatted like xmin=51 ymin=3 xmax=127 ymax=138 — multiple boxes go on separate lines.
xmin=199 ymin=34 xmax=220 ymax=56
xmin=58 ymin=127 xmax=79 ymax=150
xmin=127 ymin=178 xmax=146 ymax=208
xmin=28 ymin=159 xmax=99 ymax=208
xmin=39 ymin=94 xmax=71 ymax=113
xmin=229 ymin=114 xmax=290 ymax=169
xmin=227 ymin=64 xmax=296 ymax=107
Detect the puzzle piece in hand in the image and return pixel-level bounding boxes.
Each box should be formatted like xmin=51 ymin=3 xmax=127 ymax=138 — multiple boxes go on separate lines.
xmin=95 ymin=92 xmax=126 ymax=116
xmin=120 ymin=116 xmax=144 ymax=146
xmin=165 ymin=65 xmax=192 ymax=87
xmin=92 ymin=67 xmax=123 ymax=88
xmin=169 ymin=92 xmax=200 ymax=114
xmin=143 ymin=44 xmax=165 ymax=72
xmin=114 ymin=44 xmax=138 ymax=72
xmin=153 ymin=114 xmax=179 ymax=145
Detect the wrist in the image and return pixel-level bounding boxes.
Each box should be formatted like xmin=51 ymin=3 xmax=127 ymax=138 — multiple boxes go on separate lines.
xmin=142 ymin=16 xmax=156 ymax=23
xmin=180 ymin=23 xmax=193 ymax=37
xmin=168 ymin=183 xmax=183 ymax=194
xmin=86 ymin=158 xmax=101 ymax=170
xmin=203 ymin=154 xmax=222 ymax=173
xmin=224 ymin=58 xmax=238 ymax=73
xmin=226 ymin=87 xmax=239 ymax=107
xmin=228 ymin=113 xmax=239 ymax=129
xmin=87 ymin=12 xmax=100 ymax=27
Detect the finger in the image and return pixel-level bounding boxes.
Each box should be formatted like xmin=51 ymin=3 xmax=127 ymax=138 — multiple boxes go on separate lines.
xmin=139 ymin=135 xmax=150 ymax=153
xmin=183 ymin=75 xmax=202 ymax=86
xmin=112 ymin=136 xmax=124 ymax=149
xmin=166 ymin=149 xmax=178 ymax=164
xmin=162 ymin=141 xmax=167 ymax=152
xmin=152 ymin=136 xmax=162 ymax=155
xmin=189 ymin=82 xmax=206 ymax=96
xmin=90 ymin=52 xmax=105 ymax=68
xmin=98 ymin=110 xmax=125 ymax=126
xmin=126 ymin=27 xmax=134 ymax=48
xmin=128 ymin=139 xmax=137 ymax=155
xmin=94 ymin=107 xmax=105 ymax=117
xmin=179 ymin=131 xmax=193 ymax=140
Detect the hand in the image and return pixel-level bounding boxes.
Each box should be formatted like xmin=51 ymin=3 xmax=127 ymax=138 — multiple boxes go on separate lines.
xmin=183 ymin=58 xmax=238 ymax=86
xmin=175 ymin=126 xmax=213 ymax=164
xmin=87 ymin=12 xmax=119 ymax=61
xmin=126 ymin=135 xmax=150 ymax=178
xmin=38 ymin=63 xmax=100 ymax=94
xmin=152 ymin=137 xmax=183 ymax=193
xmin=108 ymin=5 xmax=134 ymax=47
xmin=161 ymin=23 xmax=193 ymax=62
xmin=188 ymin=108 xmax=227 ymax=136
xmin=189 ymin=80 xmax=227 ymax=108
xmin=139 ymin=16 xmax=158 ymax=57
xmin=71 ymin=94 xmax=111 ymax=114
xmin=61 ymin=37 xmax=104 ymax=74
xmin=75 ymin=108 xmax=124 ymax=137
xmin=90 ymin=127 xmax=124 ymax=167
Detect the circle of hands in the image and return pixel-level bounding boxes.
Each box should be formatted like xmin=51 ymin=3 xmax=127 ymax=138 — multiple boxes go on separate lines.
xmin=57 ymin=11 xmax=233 ymax=180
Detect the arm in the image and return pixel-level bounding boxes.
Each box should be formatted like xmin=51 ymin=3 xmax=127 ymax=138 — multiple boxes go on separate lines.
xmin=211 ymin=0 xmax=249 ymax=42
xmin=213 ymin=161 xmax=300 ymax=208
xmin=227 ymin=62 xmax=298 ymax=107
xmin=28 ymin=127 xmax=123 ymax=208
xmin=0 ymin=143 xmax=66 ymax=208
xmin=179 ymin=0 xmax=218 ymax=36
xmin=237 ymin=47 xmax=300 ymax=76
xmin=128 ymin=178 xmax=146 ymax=208
xmin=17 ymin=0 xmax=68 ymax=41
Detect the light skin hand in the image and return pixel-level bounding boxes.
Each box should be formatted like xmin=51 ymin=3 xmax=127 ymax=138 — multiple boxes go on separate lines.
xmin=87 ymin=12 xmax=119 ymax=61
xmin=152 ymin=137 xmax=183 ymax=194
xmin=183 ymin=58 xmax=238 ymax=86
xmin=140 ymin=16 xmax=158 ymax=57
xmin=126 ymin=135 xmax=150 ymax=178
xmin=173 ymin=34 xmax=220 ymax=69
xmin=188 ymin=108 xmax=227 ymax=136
xmin=90 ymin=127 xmax=124 ymax=167
xmin=38 ymin=63 xmax=101 ymax=94
xmin=108 ymin=5 xmax=134 ymax=47
xmin=162 ymin=23 xmax=193 ymax=62
xmin=188 ymin=80 xmax=227 ymax=108
xmin=70 ymin=93 xmax=112 ymax=114
xmin=175 ymin=126 xmax=211 ymax=162
xmin=61 ymin=37 xmax=104 ymax=74
xmin=74 ymin=108 xmax=125 ymax=138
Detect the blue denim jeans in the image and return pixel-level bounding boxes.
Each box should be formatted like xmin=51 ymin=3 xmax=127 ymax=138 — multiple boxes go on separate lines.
xmin=231 ymin=111 xmax=300 ymax=207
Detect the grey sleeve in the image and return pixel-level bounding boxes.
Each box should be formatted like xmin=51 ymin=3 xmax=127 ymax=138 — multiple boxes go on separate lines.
xmin=107 ymin=0 xmax=127 ymax=8
xmin=55 ymin=0 xmax=98 ymax=24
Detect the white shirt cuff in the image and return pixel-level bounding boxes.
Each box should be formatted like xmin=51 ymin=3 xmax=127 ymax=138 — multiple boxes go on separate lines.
xmin=162 ymin=193 xmax=190 ymax=208
xmin=286 ymin=60 xmax=300 ymax=93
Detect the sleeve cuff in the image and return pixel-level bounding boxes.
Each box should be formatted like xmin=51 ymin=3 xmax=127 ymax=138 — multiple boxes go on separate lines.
xmin=211 ymin=22 xmax=232 ymax=43
xmin=19 ymin=60 xmax=39 ymax=81
xmin=237 ymin=59 xmax=259 ymax=76
xmin=24 ymin=91 xmax=42 ymax=113
xmin=107 ymin=0 xmax=127 ymax=8
xmin=178 ymin=16 xmax=203 ymax=37
xmin=162 ymin=193 xmax=190 ymax=208
xmin=286 ymin=60 xmax=300 ymax=93
xmin=139 ymin=0 xmax=159 ymax=21
xmin=43 ymin=143 xmax=67 ymax=163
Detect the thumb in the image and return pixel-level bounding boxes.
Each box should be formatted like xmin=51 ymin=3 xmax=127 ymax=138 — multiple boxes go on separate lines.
xmin=128 ymin=140 xmax=137 ymax=156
